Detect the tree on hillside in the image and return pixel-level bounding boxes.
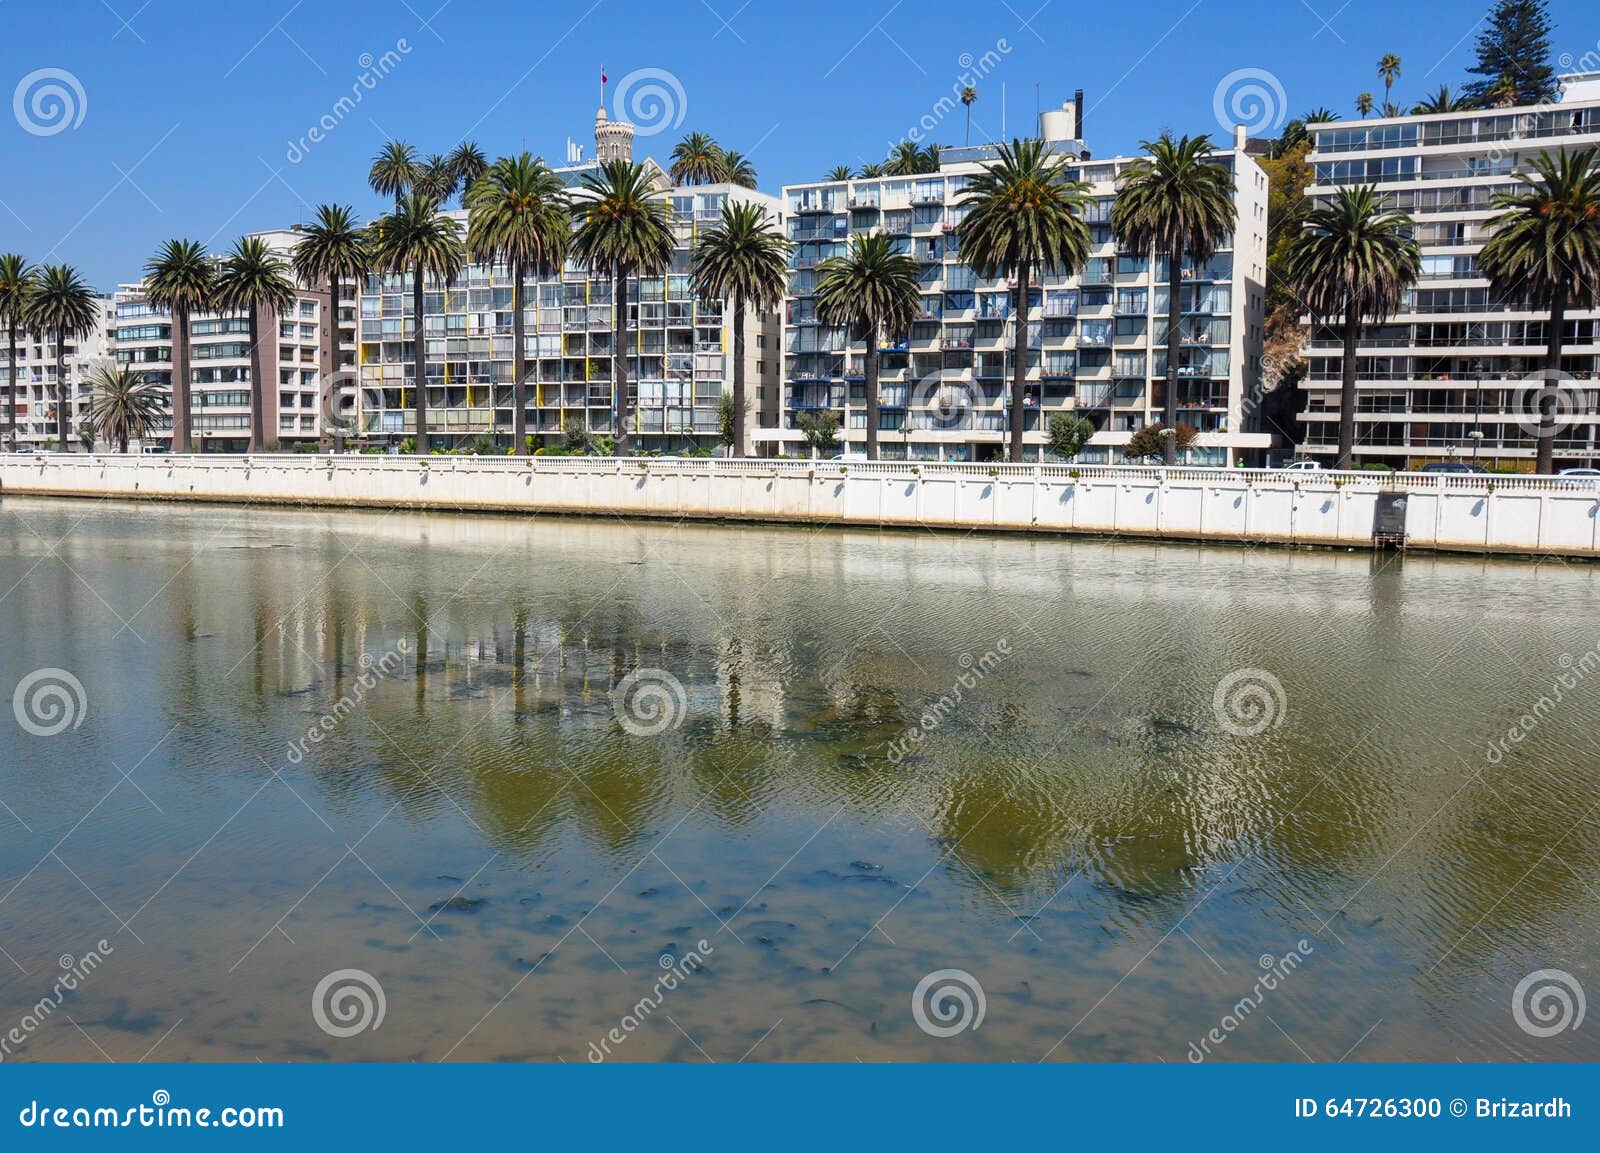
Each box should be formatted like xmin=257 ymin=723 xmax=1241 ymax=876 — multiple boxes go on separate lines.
xmin=1464 ymin=0 xmax=1557 ymax=107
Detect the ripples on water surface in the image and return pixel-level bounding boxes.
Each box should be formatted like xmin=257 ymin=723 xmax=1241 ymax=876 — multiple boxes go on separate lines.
xmin=0 ymin=497 xmax=1596 ymax=1062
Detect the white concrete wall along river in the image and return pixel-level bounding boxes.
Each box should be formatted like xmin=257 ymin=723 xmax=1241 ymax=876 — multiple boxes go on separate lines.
xmin=1 ymin=454 xmax=1596 ymax=558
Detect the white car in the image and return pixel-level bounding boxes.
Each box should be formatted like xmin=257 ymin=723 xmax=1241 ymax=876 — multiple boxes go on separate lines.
xmin=1277 ymin=459 xmax=1323 ymax=471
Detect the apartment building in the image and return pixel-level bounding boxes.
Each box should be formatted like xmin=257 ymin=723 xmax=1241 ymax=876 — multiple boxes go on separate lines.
xmin=112 ymin=229 xmax=350 ymax=452
xmin=355 ymin=109 xmax=781 ymax=452
xmin=0 ymin=297 xmax=113 ymax=449
xmin=1299 ymin=73 xmax=1600 ymax=469
xmin=766 ymin=104 xmax=1270 ymax=464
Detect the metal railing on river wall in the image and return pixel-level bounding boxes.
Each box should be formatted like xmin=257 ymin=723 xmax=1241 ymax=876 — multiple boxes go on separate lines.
xmin=0 ymin=454 xmax=1596 ymax=559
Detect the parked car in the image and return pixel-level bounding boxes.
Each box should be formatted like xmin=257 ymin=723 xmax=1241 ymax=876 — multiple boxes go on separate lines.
xmin=1277 ymin=459 xmax=1322 ymax=471
xmin=1420 ymin=461 xmax=1486 ymax=474
xmin=1558 ymin=468 xmax=1600 ymax=477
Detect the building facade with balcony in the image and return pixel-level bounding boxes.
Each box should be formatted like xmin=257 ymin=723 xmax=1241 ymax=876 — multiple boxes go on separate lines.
xmin=767 ymin=109 xmax=1270 ymax=464
xmin=0 ymin=297 xmax=113 ymax=450
xmin=111 ymin=228 xmax=348 ymax=452
xmin=354 ymin=110 xmax=780 ymax=452
xmin=1298 ymin=73 xmax=1600 ymax=469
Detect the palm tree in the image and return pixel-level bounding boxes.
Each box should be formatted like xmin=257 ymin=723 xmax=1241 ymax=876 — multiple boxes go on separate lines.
xmin=1304 ymin=107 xmax=1341 ymax=123
xmin=27 ymin=264 xmax=99 ymax=452
xmin=961 ymin=86 xmax=977 ymax=146
xmin=1112 ymin=132 xmax=1238 ymax=464
xmin=1413 ymin=85 xmax=1467 ymax=114
xmin=447 ymin=141 xmax=489 ymax=203
xmin=85 ymin=363 xmax=163 ymax=452
xmin=814 ymin=234 xmax=919 ymax=461
xmin=214 ymin=236 xmax=296 ymax=453
xmin=466 ymin=153 xmax=570 ymax=455
xmin=691 ymin=201 xmax=791 ymax=458
xmin=569 ymin=160 xmax=674 ymax=456
xmin=290 ymin=206 xmax=370 ymax=449
xmin=415 ymin=154 xmax=456 ymax=201
xmin=826 ymin=165 xmax=853 ymax=182
xmin=858 ymin=162 xmax=886 ymax=178
xmin=1284 ymin=186 xmax=1420 ymax=469
xmin=956 ymin=138 xmax=1093 ymax=462
xmin=1378 ymin=53 xmax=1402 ymax=105
xmin=1356 ymin=92 xmax=1374 ymax=118
xmin=886 ymin=141 xmax=924 ymax=176
xmin=142 ymin=238 xmax=215 ymax=453
xmin=369 ymin=140 xmax=419 ymax=205
xmin=370 ymin=192 xmax=465 ymax=455
xmin=718 ymin=151 xmax=757 ymax=189
xmin=1477 ymin=148 xmax=1600 ymax=474
xmin=669 ymin=132 xmax=724 ymax=186
xmin=0 ymin=254 xmax=37 ymax=451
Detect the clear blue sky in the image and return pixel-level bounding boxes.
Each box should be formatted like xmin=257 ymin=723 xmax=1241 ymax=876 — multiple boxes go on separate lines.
xmin=1 ymin=0 xmax=1590 ymax=289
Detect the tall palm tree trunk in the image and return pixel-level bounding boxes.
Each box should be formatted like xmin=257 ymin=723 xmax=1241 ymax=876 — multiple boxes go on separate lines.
xmin=54 ymin=334 xmax=68 ymax=452
xmin=731 ymin=294 xmax=747 ymax=459
xmin=1163 ymin=242 xmax=1182 ymax=465
xmin=614 ymin=264 xmax=631 ymax=456
xmin=511 ymin=257 xmax=528 ymax=455
xmin=324 ymin=275 xmax=341 ymax=452
xmin=170 ymin=304 xmax=192 ymax=453
xmin=6 ymin=325 xmax=17 ymax=451
xmin=1336 ymin=308 xmax=1361 ymax=470
xmin=864 ymin=333 xmax=881 ymax=461
xmin=1009 ymin=259 xmax=1031 ymax=462
xmin=412 ymin=265 xmax=428 ymax=454
xmin=247 ymin=307 xmax=266 ymax=453
xmin=1536 ymin=284 xmax=1568 ymax=476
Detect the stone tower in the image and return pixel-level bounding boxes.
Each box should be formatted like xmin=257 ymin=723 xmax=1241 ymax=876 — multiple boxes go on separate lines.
xmin=594 ymin=106 xmax=634 ymax=164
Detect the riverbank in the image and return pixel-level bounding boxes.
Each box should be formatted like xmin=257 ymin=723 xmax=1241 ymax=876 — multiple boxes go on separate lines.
xmin=1 ymin=453 xmax=1595 ymax=559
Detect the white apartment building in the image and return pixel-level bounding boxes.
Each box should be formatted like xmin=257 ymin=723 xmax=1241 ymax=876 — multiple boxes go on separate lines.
xmin=112 ymin=229 xmax=349 ymax=452
xmin=767 ymin=104 xmax=1270 ymax=464
xmin=355 ymin=109 xmax=781 ymax=452
xmin=1299 ymin=73 xmax=1600 ymax=469
xmin=0 ymin=297 xmax=113 ymax=450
